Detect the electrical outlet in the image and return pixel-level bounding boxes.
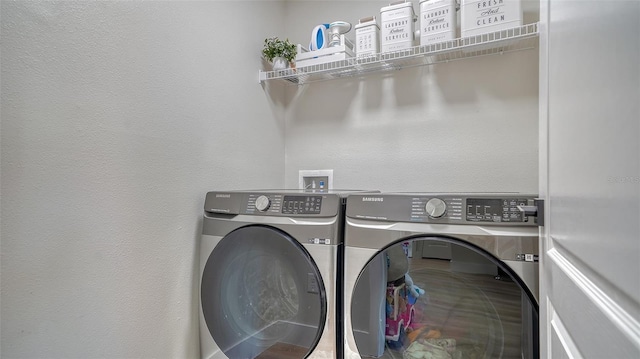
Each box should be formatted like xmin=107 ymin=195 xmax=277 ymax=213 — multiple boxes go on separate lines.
xmin=299 ymin=170 xmax=333 ymax=190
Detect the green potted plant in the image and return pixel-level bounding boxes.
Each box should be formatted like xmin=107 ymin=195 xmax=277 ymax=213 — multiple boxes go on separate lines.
xmin=262 ymin=37 xmax=297 ymax=70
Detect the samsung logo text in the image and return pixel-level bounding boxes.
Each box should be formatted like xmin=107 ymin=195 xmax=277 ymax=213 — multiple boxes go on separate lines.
xmin=215 ymin=194 xmax=231 ymax=198
xmin=362 ymin=197 xmax=384 ymax=202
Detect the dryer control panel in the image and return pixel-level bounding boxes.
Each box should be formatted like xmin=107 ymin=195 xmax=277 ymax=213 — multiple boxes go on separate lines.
xmin=466 ymin=197 xmax=531 ymax=223
xmin=347 ymin=193 xmax=538 ymax=226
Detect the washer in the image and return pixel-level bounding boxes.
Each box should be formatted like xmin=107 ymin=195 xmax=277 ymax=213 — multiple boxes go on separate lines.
xmin=200 ymin=190 xmax=373 ymax=359
xmin=343 ymin=193 xmax=540 ymax=359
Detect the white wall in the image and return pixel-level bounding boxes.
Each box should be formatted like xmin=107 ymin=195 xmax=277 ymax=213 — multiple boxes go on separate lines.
xmin=0 ymin=1 xmax=285 ymax=358
xmin=283 ymin=1 xmax=539 ymax=193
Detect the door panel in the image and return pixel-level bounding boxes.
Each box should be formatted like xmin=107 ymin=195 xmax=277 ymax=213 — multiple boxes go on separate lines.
xmin=548 ymin=248 xmax=639 ymax=357
xmin=541 ymin=0 xmax=640 ymax=357
xmin=549 ymin=305 xmax=579 ymax=359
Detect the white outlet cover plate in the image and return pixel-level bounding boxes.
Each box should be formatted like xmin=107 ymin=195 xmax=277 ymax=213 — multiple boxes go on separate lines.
xmin=298 ymin=169 xmax=333 ymax=190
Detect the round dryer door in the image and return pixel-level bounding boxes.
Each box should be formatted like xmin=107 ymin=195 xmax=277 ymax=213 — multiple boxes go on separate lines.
xmin=351 ymin=237 xmax=538 ymax=359
xmin=201 ymin=225 xmax=326 ymax=359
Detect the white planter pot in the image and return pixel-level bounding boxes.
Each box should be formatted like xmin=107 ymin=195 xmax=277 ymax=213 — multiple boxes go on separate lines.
xmin=272 ymin=57 xmax=289 ymax=71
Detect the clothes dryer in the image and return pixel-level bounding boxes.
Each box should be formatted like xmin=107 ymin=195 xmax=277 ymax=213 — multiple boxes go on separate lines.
xmin=344 ymin=193 xmax=540 ymax=359
xmin=200 ymin=190 xmax=373 ymax=359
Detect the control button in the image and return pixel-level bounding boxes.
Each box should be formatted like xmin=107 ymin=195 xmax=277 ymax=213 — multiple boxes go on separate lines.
xmin=425 ymin=198 xmax=447 ymax=218
xmin=255 ymin=195 xmax=271 ymax=212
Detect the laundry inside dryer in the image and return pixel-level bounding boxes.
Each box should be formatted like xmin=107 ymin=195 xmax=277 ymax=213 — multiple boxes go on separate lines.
xmin=352 ymin=239 xmax=534 ymax=359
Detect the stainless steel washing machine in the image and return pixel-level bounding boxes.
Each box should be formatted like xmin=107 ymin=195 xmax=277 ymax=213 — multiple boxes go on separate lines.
xmin=200 ymin=190 xmax=374 ymax=359
xmin=343 ymin=193 xmax=540 ymax=359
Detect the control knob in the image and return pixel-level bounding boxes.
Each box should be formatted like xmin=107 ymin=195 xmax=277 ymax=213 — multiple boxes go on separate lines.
xmin=425 ymin=198 xmax=447 ymax=218
xmin=255 ymin=195 xmax=271 ymax=212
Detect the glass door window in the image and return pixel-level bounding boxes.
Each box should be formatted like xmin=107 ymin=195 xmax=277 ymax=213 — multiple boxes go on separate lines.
xmin=351 ymin=237 xmax=538 ymax=359
xmin=202 ymin=225 xmax=326 ymax=359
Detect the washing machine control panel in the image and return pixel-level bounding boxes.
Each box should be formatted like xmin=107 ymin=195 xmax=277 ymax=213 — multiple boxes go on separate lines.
xmin=282 ymin=195 xmax=323 ymax=215
xmin=204 ymin=191 xmax=344 ymax=217
xmin=255 ymin=195 xmax=271 ymax=212
xmin=425 ymin=198 xmax=447 ymax=218
xmin=244 ymin=194 xmax=325 ymax=215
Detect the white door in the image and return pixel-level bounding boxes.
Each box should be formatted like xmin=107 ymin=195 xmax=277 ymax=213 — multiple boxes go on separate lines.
xmin=539 ymin=0 xmax=640 ymax=357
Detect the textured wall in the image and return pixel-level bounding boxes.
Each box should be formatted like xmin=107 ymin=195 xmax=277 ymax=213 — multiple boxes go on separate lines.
xmin=283 ymin=1 xmax=539 ymax=193
xmin=0 ymin=1 xmax=285 ymax=358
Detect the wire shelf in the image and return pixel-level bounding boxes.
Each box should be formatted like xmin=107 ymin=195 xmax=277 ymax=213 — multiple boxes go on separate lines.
xmin=259 ymin=22 xmax=539 ymax=85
